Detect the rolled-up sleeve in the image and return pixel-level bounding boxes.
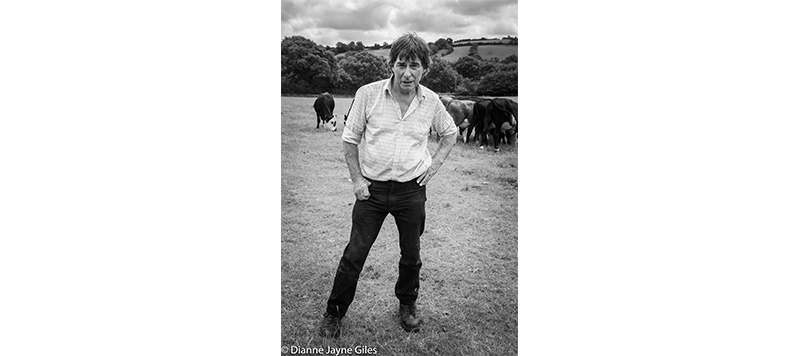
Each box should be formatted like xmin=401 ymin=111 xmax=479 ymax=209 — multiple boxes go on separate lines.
xmin=342 ymin=88 xmax=368 ymax=145
xmin=431 ymin=99 xmax=458 ymax=137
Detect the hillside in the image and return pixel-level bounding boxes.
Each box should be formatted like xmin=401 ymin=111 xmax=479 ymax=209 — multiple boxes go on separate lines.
xmin=439 ymin=45 xmax=518 ymax=63
xmin=335 ymin=44 xmax=518 ymax=63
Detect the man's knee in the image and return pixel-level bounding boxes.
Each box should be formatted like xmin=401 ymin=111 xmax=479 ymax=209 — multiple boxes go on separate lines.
xmin=399 ymin=254 xmax=422 ymax=268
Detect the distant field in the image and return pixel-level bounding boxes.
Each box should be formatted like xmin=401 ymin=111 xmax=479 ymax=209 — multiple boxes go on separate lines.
xmin=453 ymin=39 xmax=514 ymax=45
xmin=439 ymin=45 xmax=517 ymax=63
xmin=337 ymin=45 xmax=517 ymax=63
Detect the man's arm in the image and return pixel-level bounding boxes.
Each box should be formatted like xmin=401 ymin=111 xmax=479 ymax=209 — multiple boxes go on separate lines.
xmin=343 ymin=141 xmax=371 ymax=200
xmin=416 ymin=132 xmax=456 ymax=186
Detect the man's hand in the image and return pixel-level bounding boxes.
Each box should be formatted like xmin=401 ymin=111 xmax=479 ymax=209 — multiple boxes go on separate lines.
xmin=353 ymin=177 xmax=371 ymax=200
xmin=416 ymin=164 xmax=441 ymax=186
xmin=417 ymin=133 xmax=456 ymax=186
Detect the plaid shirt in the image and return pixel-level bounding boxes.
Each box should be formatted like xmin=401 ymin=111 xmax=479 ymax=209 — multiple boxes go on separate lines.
xmin=342 ymin=77 xmax=457 ymax=182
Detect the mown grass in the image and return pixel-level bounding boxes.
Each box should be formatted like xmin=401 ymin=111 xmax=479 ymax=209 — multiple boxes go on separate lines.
xmin=281 ymin=96 xmax=517 ymax=355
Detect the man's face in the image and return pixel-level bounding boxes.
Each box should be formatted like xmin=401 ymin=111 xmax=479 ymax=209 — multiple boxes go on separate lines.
xmin=391 ymin=56 xmax=426 ymax=95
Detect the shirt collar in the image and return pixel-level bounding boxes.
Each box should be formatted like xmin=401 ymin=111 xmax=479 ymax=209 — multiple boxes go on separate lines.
xmin=383 ymin=75 xmax=427 ymax=102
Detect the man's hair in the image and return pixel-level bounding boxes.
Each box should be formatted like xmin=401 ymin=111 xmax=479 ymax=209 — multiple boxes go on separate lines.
xmin=389 ymin=32 xmax=431 ymax=69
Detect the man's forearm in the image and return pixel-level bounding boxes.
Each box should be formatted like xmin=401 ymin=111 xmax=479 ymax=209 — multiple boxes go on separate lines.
xmin=343 ymin=141 xmax=365 ymax=182
xmin=430 ymin=133 xmax=456 ymax=170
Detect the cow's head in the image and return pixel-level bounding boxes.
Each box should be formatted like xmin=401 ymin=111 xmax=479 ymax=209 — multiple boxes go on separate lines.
xmin=322 ymin=115 xmax=337 ymax=132
xmin=446 ymin=100 xmax=466 ymax=127
xmin=440 ymin=95 xmax=454 ymax=109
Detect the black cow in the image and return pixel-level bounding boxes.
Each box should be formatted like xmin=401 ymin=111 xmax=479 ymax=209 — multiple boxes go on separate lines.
xmin=463 ymin=99 xmax=493 ymax=146
xmin=476 ymin=98 xmax=518 ymax=151
xmin=313 ymin=92 xmax=337 ymax=131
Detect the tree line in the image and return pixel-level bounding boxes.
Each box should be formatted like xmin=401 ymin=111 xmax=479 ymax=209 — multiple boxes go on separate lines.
xmin=281 ymin=36 xmax=517 ymax=97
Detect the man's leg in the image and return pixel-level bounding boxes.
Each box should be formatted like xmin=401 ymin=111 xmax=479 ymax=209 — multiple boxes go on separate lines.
xmin=392 ymin=181 xmax=426 ymax=305
xmin=326 ymin=190 xmax=388 ymax=317
xmin=320 ymin=192 xmax=388 ymax=338
xmin=391 ymin=180 xmax=426 ymax=332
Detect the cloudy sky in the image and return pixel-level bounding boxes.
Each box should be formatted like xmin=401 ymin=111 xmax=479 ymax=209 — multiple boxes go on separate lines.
xmin=281 ymin=0 xmax=518 ymax=47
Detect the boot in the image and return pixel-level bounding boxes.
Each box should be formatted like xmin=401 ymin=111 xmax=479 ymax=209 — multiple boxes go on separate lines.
xmin=399 ymin=303 xmax=422 ymax=332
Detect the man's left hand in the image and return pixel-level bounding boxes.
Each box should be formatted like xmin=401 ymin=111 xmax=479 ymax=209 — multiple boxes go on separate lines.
xmin=416 ymin=164 xmax=441 ymax=186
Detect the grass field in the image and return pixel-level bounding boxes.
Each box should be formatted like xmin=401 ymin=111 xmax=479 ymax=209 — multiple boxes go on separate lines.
xmin=281 ymin=96 xmax=518 ymax=355
xmin=338 ymin=45 xmax=518 ymax=63
xmin=439 ymin=45 xmax=518 ymax=63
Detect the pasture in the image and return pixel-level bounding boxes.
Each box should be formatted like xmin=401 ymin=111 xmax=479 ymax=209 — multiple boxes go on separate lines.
xmin=439 ymin=45 xmax=518 ymax=63
xmin=281 ymin=96 xmax=518 ymax=355
xmin=342 ymin=45 xmax=518 ymax=63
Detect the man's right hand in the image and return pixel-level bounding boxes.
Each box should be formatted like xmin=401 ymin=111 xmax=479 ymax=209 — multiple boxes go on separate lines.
xmin=353 ymin=177 xmax=371 ymax=201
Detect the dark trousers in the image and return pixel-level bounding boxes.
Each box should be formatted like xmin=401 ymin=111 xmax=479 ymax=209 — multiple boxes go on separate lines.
xmin=326 ymin=178 xmax=426 ymax=317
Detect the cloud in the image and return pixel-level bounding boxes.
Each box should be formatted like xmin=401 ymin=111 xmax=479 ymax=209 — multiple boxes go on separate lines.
xmin=392 ymin=7 xmax=473 ymax=34
xmin=281 ymin=0 xmax=518 ymax=46
xmin=316 ymin=1 xmax=396 ymax=31
xmin=490 ymin=21 xmax=518 ymax=35
xmin=443 ymin=0 xmax=517 ymax=16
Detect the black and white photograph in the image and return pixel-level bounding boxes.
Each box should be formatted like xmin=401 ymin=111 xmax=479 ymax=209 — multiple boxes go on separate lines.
xmin=281 ymin=0 xmax=519 ymax=354
xmin=5 ymin=1 xmax=800 ymax=355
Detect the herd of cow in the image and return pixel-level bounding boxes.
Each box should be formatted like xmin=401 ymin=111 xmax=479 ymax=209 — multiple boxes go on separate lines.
xmin=313 ymin=92 xmax=518 ymax=152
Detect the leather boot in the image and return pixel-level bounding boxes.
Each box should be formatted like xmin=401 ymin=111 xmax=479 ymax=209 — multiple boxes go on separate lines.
xmin=399 ymin=303 xmax=422 ymax=332
xmin=319 ymin=312 xmax=342 ymax=338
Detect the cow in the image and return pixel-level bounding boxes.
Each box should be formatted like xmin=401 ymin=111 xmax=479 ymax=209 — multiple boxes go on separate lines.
xmin=313 ymin=92 xmax=337 ymax=131
xmin=450 ymin=98 xmax=501 ymax=147
xmin=477 ymin=98 xmax=518 ymax=152
xmin=439 ymin=95 xmax=455 ymax=109
xmin=446 ymin=99 xmax=479 ymax=144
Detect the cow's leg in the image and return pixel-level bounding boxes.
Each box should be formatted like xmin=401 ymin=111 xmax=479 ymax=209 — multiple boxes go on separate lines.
xmin=492 ymin=125 xmax=502 ymax=152
xmin=480 ymin=122 xmax=495 ymax=150
xmin=316 ymin=115 xmax=321 ymax=129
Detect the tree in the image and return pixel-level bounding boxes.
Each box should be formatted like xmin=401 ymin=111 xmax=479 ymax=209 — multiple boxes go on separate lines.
xmin=453 ymin=55 xmax=482 ymax=80
xmin=336 ymin=42 xmax=348 ymax=54
xmin=478 ymin=69 xmax=517 ymax=96
xmin=499 ymin=62 xmax=518 ymax=72
xmin=455 ymin=78 xmax=478 ymax=96
xmin=502 ymin=54 xmax=518 ymax=64
xmin=468 ymin=43 xmax=479 ymax=56
xmin=479 ymin=57 xmax=503 ymax=77
xmin=281 ymin=36 xmax=339 ymax=94
xmin=355 ymin=41 xmax=365 ymax=51
xmin=337 ymin=51 xmax=389 ymax=92
xmin=420 ymin=56 xmax=459 ymax=93
xmin=433 ymin=38 xmax=453 ymax=54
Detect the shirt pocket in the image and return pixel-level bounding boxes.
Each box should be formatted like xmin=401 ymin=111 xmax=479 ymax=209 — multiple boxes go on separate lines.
xmin=402 ymin=119 xmax=431 ymax=140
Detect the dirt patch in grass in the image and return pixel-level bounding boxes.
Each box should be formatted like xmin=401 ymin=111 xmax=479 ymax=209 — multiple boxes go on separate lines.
xmin=281 ymin=97 xmax=517 ymax=355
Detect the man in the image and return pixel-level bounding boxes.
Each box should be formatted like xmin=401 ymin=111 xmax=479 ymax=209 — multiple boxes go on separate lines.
xmin=319 ymin=32 xmax=458 ymax=338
